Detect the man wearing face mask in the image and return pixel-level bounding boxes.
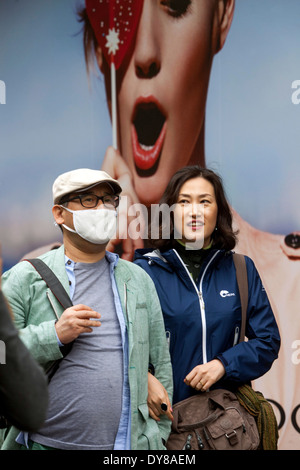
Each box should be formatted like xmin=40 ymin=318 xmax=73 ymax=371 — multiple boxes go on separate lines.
xmin=1 ymin=168 xmax=173 ymax=451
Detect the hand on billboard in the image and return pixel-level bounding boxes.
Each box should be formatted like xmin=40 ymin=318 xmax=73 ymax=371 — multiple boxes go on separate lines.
xmin=101 ymin=146 xmax=145 ymax=261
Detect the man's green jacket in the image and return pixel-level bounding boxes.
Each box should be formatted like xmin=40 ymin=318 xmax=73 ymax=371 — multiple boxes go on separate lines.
xmin=1 ymin=246 xmax=173 ymax=450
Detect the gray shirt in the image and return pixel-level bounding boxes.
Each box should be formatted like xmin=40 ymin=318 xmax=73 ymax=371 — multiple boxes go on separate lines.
xmin=31 ymin=257 xmax=123 ymax=450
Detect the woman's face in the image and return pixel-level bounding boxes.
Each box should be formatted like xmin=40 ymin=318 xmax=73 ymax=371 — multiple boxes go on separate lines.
xmin=101 ymin=0 xmax=224 ymax=205
xmin=173 ymin=176 xmax=218 ymax=248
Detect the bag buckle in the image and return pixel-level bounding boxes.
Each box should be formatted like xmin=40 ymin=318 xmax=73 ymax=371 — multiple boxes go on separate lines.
xmin=225 ymin=430 xmax=238 ymax=446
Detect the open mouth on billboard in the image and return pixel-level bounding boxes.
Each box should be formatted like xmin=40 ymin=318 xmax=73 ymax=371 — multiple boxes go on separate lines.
xmin=132 ymin=102 xmax=166 ymax=172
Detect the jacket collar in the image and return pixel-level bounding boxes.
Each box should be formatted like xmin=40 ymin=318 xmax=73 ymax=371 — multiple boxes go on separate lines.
xmin=135 ymin=246 xmax=224 ymax=270
xmin=135 ymin=247 xmax=226 ymax=290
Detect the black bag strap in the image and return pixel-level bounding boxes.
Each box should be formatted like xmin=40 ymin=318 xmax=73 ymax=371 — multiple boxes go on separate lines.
xmin=232 ymin=253 xmax=248 ymax=343
xmin=24 ymin=258 xmax=73 ymax=310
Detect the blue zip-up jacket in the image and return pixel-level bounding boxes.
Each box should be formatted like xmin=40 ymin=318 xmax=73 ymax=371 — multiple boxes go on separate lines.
xmin=134 ymin=248 xmax=280 ymax=404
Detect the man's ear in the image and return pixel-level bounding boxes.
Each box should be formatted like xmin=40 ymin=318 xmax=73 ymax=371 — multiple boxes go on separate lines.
xmin=215 ymin=0 xmax=235 ymax=53
xmin=52 ymin=205 xmax=65 ymax=226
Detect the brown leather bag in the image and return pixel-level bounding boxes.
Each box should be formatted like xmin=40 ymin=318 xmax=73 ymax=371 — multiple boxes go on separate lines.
xmin=166 ymin=388 xmax=260 ymax=450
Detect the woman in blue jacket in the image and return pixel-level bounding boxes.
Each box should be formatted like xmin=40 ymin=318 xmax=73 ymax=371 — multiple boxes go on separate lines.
xmin=134 ymin=166 xmax=280 ymax=418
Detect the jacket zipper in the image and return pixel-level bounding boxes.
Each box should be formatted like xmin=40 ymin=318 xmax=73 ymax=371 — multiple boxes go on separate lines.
xmin=166 ymin=330 xmax=171 ymax=349
xmin=173 ymin=249 xmax=220 ymax=365
xmin=233 ymin=326 xmax=240 ymax=346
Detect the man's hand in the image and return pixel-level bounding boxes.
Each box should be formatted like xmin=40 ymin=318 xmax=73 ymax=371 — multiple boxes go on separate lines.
xmin=102 ymin=146 xmax=145 ymax=261
xmin=55 ymin=304 xmax=101 ymax=344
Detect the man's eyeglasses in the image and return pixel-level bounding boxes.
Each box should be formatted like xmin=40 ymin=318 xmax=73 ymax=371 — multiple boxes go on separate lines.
xmin=61 ymin=193 xmax=120 ymax=209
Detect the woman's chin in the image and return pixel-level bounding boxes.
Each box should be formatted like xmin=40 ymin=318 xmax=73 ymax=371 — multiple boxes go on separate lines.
xmin=181 ymin=232 xmax=205 ymax=249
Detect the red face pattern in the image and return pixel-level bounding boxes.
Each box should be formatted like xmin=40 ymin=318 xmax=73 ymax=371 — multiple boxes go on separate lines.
xmin=85 ymin=0 xmax=144 ymax=69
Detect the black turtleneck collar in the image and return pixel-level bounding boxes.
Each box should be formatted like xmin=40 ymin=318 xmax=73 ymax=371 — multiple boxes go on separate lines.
xmin=174 ymin=240 xmax=213 ymax=282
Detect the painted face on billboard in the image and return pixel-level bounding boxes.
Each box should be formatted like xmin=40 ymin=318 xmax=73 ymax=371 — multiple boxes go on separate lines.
xmin=96 ymin=0 xmax=234 ymax=205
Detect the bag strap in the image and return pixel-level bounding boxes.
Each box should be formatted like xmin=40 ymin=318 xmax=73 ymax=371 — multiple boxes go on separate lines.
xmin=23 ymin=258 xmax=73 ymax=369
xmin=232 ymin=253 xmax=248 ymax=343
xmin=24 ymin=258 xmax=73 ymax=310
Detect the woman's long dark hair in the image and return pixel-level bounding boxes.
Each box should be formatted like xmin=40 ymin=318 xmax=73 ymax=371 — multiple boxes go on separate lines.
xmin=149 ymin=166 xmax=238 ymax=252
xmin=77 ymin=7 xmax=98 ymax=74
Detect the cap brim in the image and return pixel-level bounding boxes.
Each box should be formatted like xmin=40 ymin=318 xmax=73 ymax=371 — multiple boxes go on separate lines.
xmin=74 ymin=181 xmax=121 ymax=194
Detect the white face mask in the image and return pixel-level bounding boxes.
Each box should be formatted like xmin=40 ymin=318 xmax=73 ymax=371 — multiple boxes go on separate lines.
xmin=61 ymin=207 xmax=117 ymax=245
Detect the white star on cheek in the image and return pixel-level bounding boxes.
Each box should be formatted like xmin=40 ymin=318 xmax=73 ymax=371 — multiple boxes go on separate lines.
xmin=105 ymin=28 xmax=120 ymax=55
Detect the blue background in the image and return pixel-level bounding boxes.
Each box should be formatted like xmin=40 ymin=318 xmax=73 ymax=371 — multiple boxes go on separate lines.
xmin=0 ymin=0 xmax=299 ymax=270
